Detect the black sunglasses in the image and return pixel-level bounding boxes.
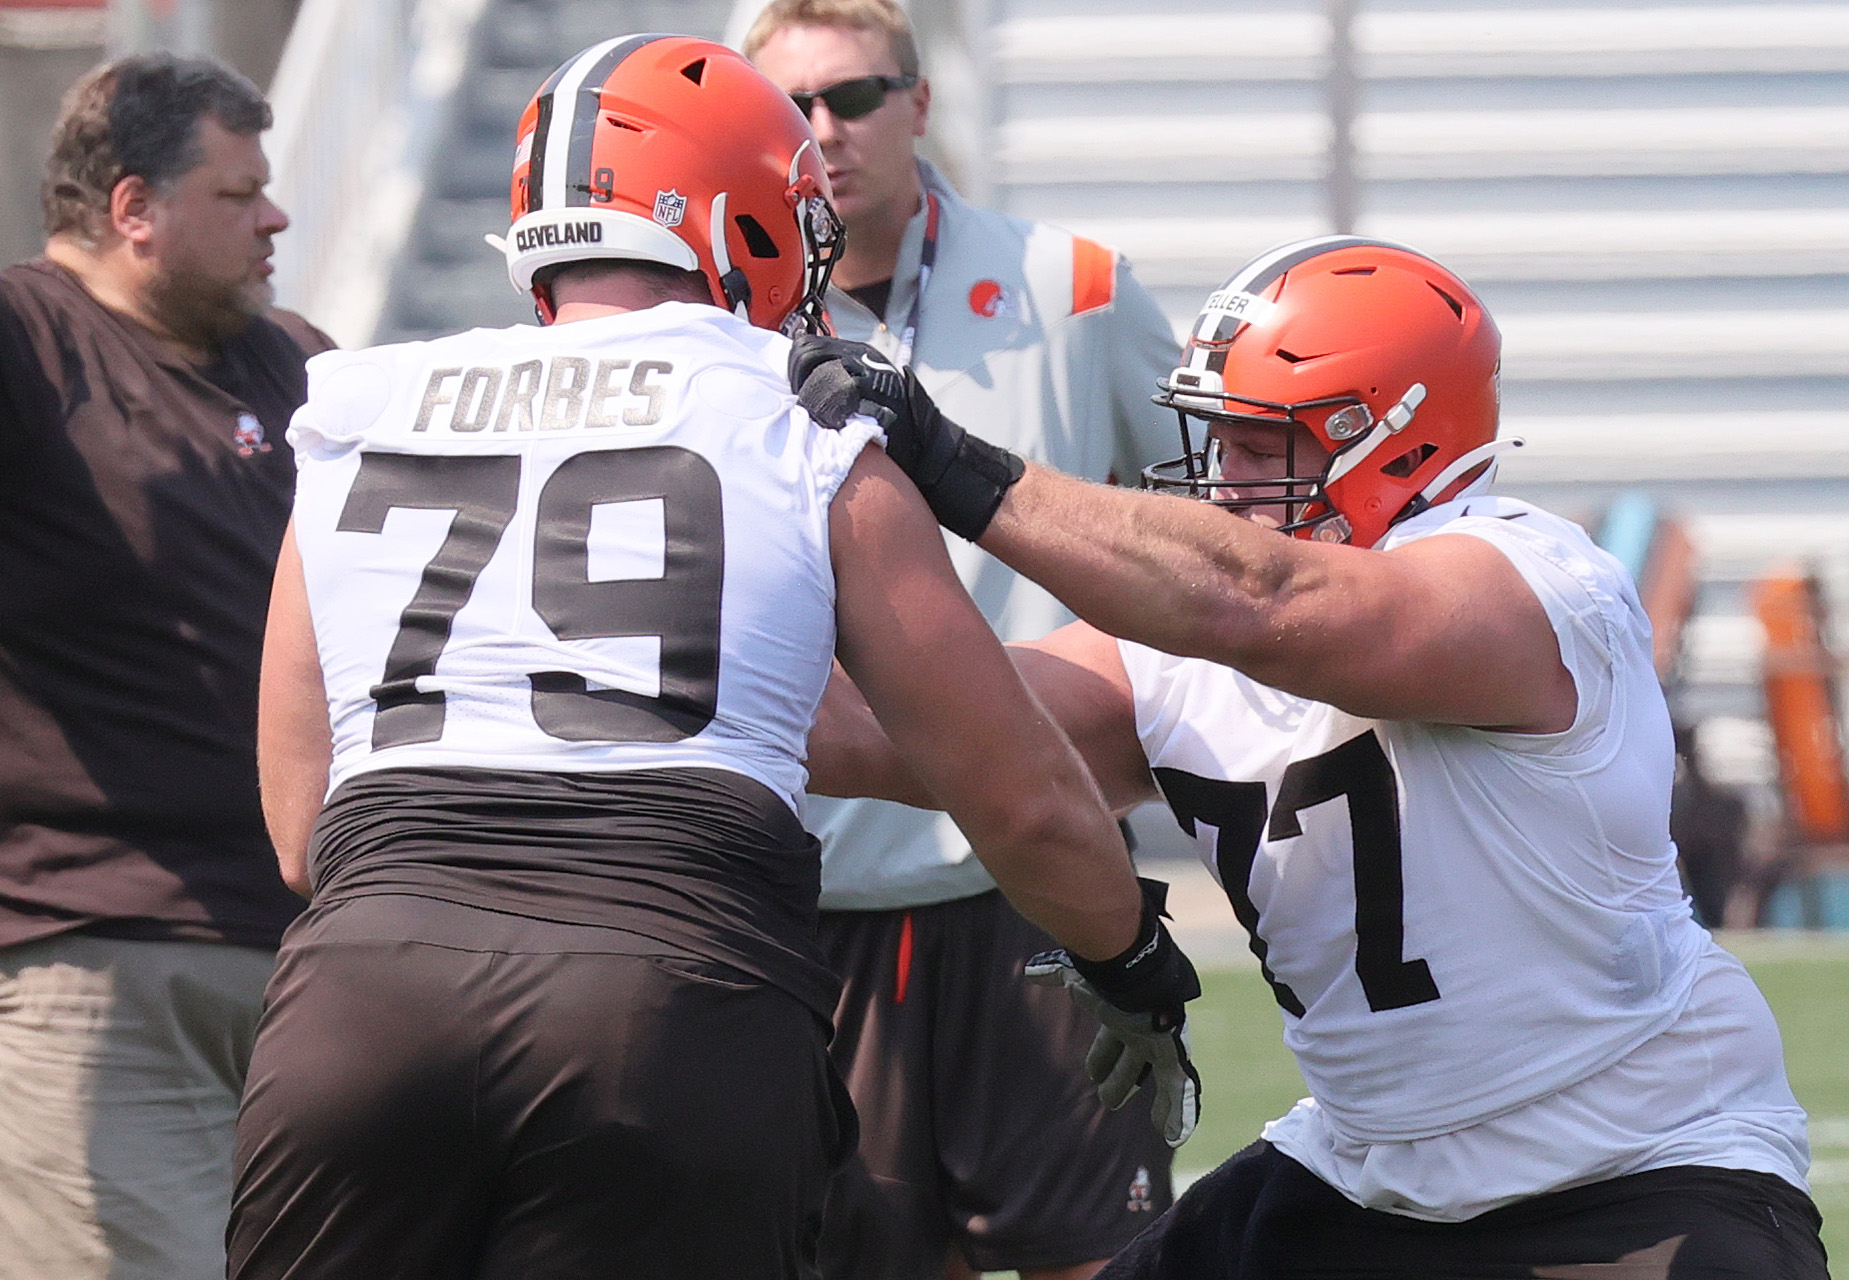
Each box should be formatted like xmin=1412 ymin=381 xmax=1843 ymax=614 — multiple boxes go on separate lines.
xmin=788 ymin=73 xmax=918 ymax=122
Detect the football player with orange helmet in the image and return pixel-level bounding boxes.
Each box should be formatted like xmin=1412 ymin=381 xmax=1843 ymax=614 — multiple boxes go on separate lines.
xmin=798 ymin=236 xmax=1827 ymax=1279
xmin=228 ymin=35 xmax=1188 ymax=1280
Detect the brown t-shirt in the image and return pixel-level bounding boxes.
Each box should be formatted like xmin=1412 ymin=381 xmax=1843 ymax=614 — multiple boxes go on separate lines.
xmin=0 ymin=258 xmax=334 ymax=949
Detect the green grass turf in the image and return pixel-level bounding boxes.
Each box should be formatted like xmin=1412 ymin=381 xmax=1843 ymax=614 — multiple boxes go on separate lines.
xmin=1168 ymin=933 xmax=1849 ymax=1273
xmin=1718 ymin=931 xmax=1849 ymax=1273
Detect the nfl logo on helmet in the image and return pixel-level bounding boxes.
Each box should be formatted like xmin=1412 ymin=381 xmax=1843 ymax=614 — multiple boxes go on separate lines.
xmin=652 ymin=189 xmax=686 ymax=228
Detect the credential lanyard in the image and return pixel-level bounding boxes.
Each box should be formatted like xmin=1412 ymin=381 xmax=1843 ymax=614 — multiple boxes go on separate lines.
xmin=893 ymin=192 xmax=940 ymax=369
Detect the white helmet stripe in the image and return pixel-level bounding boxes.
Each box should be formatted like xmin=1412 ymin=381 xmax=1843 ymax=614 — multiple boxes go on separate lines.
xmin=1225 ymin=234 xmax=1412 ymax=297
xmin=538 ymin=35 xmax=637 ymax=210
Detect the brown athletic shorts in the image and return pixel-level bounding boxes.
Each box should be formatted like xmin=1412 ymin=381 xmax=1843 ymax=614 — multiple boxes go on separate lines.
xmin=817 ymin=889 xmax=1176 ymax=1279
xmin=1099 ymin=1139 xmax=1829 ymax=1279
xmin=228 ymin=894 xmax=854 ymax=1280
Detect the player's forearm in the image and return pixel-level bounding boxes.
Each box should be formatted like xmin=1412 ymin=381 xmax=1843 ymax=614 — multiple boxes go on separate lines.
xmin=808 ymin=697 xmax=1144 ymax=958
xmin=989 ymin=468 xmax=1584 ymax=730
xmin=980 ymin=463 xmax=1315 ymax=669
xmin=853 ymin=644 xmax=1143 ymax=960
xmin=258 ymin=743 xmax=327 ymax=897
xmin=947 ymin=757 xmax=1141 ymax=962
xmin=256 ymin=654 xmax=332 ymax=896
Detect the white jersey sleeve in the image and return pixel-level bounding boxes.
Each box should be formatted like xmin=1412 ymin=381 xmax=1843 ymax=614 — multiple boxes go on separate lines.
xmin=1380 ymin=497 xmax=1686 ymax=901
xmin=289 ymin=303 xmax=878 ymax=810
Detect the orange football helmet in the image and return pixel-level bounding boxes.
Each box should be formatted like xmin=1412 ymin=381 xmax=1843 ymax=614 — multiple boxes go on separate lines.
xmin=496 ymin=33 xmax=842 ymax=333
xmin=1146 ymin=236 xmax=1513 ymax=549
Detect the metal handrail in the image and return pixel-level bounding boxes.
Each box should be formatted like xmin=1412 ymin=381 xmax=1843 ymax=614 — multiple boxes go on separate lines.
xmin=266 ymin=0 xmax=488 ymax=346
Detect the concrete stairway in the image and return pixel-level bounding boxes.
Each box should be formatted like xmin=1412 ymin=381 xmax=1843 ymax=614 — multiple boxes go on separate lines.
xmin=372 ymin=0 xmax=733 ymax=343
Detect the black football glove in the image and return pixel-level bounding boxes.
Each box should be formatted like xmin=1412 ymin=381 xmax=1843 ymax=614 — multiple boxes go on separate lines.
xmin=789 ymin=334 xmax=1024 ymax=542
xmin=1024 ymin=878 xmax=1203 ymax=1147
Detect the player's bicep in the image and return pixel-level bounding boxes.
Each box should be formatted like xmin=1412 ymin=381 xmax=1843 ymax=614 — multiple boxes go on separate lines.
xmin=1288 ymin=533 xmax=1576 ymax=733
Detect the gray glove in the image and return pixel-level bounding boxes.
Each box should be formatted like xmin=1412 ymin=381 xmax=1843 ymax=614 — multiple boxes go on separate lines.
xmin=1024 ymin=879 xmax=1202 ymax=1147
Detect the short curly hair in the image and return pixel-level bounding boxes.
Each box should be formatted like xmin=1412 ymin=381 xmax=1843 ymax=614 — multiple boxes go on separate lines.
xmin=742 ymin=0 xmax=921 ymax=78
xmin=42 ymin=53 xmax=270 ymax=243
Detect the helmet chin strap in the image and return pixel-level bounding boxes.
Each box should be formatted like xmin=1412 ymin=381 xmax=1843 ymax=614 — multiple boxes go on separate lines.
xmin=708 ymin=192 xmax=752 ymax=320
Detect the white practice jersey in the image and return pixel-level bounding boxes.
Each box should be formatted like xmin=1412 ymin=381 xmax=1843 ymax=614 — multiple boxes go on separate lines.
xmin=1119 ymin=496 xmax=1810 ymax=1219
xmin=288 ymin=303 xmax=879 ymax=811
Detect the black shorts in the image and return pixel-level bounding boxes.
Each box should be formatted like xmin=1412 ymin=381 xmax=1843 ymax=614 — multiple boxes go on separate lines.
xmin=817 ymin=889 xmax=1175 ymax=1279
xmin=228 ymin=895 xmax=855 ymax=1280
xmin=1099 ymin=1139 xmax=1829 ymax=1279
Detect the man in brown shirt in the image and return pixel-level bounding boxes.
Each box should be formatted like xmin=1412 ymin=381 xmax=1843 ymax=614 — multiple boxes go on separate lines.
xmin=0 ymin=53 xmax=330 ymax=1280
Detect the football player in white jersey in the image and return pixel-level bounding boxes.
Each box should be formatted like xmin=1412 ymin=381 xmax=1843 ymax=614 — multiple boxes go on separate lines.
xmin=795 ymin=236 xmax=1830 ymax=1278
xmin=227 ymin=36 xmax=1200 ymax=1280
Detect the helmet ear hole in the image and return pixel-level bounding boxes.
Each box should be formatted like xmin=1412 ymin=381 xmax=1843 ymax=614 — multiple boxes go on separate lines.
xmin=1381 ymin=442 xmax=1437 ymax=479
xmin=735 ymin=215 xmax=780 ymax=259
